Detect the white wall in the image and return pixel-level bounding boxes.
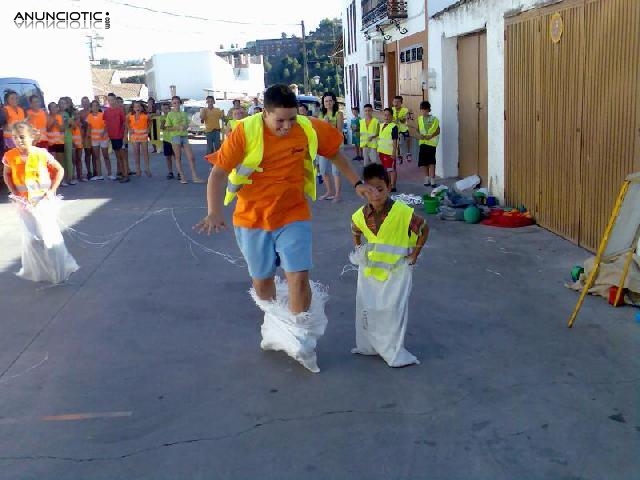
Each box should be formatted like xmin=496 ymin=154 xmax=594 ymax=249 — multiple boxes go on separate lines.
xmin=147 ymin=51 xmax=214 ymax=100
xmin=428 ymin=0 xmax=539 ymax=199
xmin=147 ymin=51 xmax=264 ymax=100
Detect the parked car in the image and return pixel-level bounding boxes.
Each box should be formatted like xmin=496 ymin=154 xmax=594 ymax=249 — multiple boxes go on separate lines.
xmin=297 ymin=94 xmax=320 ymax=117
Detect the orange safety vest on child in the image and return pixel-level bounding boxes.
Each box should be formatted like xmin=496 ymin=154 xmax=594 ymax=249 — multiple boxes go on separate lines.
xmin=71 ymin=126 xmax=83 ymax=149
xmin=3 ymin=105 xmax=26 ymax=140
xmin=3 ymin=147 xmax=52 ymax=201
xmin=26 ymin=109 xmax=48 ymax=145
xmin=128 ymin=113 xmax=149 ymax=142
xmin=47 ymin=114 xmax=64 ymax=145
xmin=87 ymin=112 xmax=108 ymax=142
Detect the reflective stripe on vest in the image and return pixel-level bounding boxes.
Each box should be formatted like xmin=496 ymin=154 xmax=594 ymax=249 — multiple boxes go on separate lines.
xmin=377 ymin=122 xmax=397 ymax=155
xmin=88 ymin=113 xmax=108 ymax=141
xmin=359 ymin=118 xmax=379 ymax=149
xmin=129 ymin=114 xmax=149 ymax=142
xmin=4 ymin=147 xmax=52 ymax=201
xmin=72 ymin=127 xmax=83 ymax=148
xmin=223 ymin=113 xmax=318 ymax=206
xmin=392 ymin=106 xmax=409 ymax=132
xmin=47 ymin=115 xmax=64 ymax=144
xmin=418 ymin=115 xmax=439 ymax=147
xmin=351 ymin=201 xmax=418 ymax=282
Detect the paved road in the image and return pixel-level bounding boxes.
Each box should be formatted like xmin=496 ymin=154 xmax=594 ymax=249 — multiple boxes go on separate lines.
xmin=0 ymin=142 xmax=638 ymax=479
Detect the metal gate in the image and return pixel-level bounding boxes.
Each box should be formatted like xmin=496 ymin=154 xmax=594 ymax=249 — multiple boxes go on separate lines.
xmin=505 ymin=0 xmax=640 ymax=251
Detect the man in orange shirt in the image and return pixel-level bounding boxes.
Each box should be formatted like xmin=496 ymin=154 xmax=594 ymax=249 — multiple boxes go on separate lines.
xmin=195 ymin=84 xmax=375 ymax=371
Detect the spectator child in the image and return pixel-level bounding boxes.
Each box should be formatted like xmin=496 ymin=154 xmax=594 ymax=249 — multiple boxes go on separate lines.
xmin=350 ymin=106 xmax=362 ymax=161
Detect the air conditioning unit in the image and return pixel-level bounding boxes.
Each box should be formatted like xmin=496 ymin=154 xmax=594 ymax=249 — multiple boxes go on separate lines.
xmin=365 ymin=38 xmax=384 ymax=64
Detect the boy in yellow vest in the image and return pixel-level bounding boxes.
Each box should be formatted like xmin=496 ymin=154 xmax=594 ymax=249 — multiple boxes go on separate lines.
xmin=195 ymin=84 xmax=375 ymax=373
xmin=350 ymin=163 xmax=429 ymax=367
xmin=415 ymin=101 xmax=440 ymax=187
xmin=359 ymin=103 xmax=379 ymax=167
xmin=377 ymin=108 xmax=399 ymax=192
xmin=392 ymin=95 xmax=412 ymax=163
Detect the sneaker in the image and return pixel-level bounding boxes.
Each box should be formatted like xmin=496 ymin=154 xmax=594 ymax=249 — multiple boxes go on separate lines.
xmin=69 ymin=179 xmax=78 ymax=185
xmin=166 ymin=172 xmax=175 ymax=180
xmin=90 ymin=175 xmax=104 ymax=181
xmin=177 ymin=173 xmax=182 ymax=181
xmin=108 ymin=175 xmax=118 ymax=181
xmin=80 ymin=177 xmax=89 ymax=182
xmin=60 ymin=181 xmax=69 ymax=187
xmin=398 ymin=156 xmax=404 ymax=165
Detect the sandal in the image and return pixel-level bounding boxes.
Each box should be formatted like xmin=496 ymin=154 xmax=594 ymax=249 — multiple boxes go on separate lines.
xmin=324 ymin=195 xmax=335 ymax=200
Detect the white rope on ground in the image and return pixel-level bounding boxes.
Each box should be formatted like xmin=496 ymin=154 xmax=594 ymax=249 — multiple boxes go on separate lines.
xmin=169 ymin=208 xmax=245 ymax=267
xmin=391 ymin=193 xmax=423 ymax=206
xmin=10 ymin=194 xmax=245 ymax=266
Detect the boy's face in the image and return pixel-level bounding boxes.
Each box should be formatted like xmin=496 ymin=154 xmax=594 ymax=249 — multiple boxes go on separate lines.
xmin=421 ymin=107 xmax=431 ymax=115
xmin=392 ymin=98 xmax=402 ymax=108
xmin=365 ymin=177 xmax=389 ymax=207
xmin=364 ymin=107 xmax=373 ymax=118
xmin=383 ymin=110 xmax=392 ymax=122
xmin=351 ymin=109 xmax=359 ymax=117
xmin=263 ymin=107 xmax=298 ymax=137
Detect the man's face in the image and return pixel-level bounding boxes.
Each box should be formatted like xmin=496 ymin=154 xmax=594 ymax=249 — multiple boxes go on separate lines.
xmin=263 ymin=107 xmax=298 ymax=137
xmin=384 ymin=110 xmax=392 ymax=122
xmin=206 ymin=98 xmax=214 ymax=107
xmin=162 ymin=104 xmax=169 ymax=114
xmin=233 ymin=100 xmax=240 ymax=108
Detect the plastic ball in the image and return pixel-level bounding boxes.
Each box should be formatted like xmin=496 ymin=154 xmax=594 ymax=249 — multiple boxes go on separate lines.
xmin=464 ymin=205 xmax=481 ymax=224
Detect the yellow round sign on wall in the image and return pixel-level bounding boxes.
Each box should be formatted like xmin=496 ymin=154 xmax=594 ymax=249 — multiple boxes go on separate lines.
xmin=550 ymin=12 xmax=564 ymax=43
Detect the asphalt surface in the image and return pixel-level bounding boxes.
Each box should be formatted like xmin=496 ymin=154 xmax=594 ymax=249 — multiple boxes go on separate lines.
xmin=0 ymin=141 xmax=638 ymax=479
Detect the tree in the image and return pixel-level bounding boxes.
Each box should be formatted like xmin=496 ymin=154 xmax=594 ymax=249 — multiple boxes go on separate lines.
xmin=281 ymin=32 xmax=287 ymax=39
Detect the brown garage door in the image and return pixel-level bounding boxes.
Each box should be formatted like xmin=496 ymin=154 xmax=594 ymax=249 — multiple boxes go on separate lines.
xmin=505 ymin=0 xmax=640 ymax=251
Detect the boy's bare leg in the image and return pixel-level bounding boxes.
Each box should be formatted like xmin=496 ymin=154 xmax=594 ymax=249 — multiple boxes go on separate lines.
xmin=253 ymin=277 xmax=276 ymax=302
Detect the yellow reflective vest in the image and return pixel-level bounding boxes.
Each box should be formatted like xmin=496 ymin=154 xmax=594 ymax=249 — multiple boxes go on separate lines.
xmin=392 ymin=106 xmax=409 ymax=132
xmin=351 ymin=201 xmax=417 ymax=282
xmin=224 ymin=113 xmax=318 ymax=206
xmin=377 ymin=122 xmax=397 ymax=155
xmin=359 ymin=117 xmax=379 ymax=149
xmin=418 ymin=115 xmax=440 ymax=147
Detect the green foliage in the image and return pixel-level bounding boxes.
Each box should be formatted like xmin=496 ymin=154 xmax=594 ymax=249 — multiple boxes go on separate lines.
xmin=263 ymin=18 xmax=343 ymax=96
xmin=121 ymin=74 xmax=145 ymax=84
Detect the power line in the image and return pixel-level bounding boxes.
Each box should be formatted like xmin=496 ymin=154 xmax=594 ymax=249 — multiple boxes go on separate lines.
xmin=104 ymin=0 xmax=300 ymax=26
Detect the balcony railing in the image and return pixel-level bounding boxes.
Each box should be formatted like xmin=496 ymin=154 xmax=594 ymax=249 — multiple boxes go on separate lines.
xmin=362 ymin=0 xmax=408 ymax=30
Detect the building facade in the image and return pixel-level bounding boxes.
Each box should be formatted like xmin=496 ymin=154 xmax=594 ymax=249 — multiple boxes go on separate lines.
xmin=342 ymin=0 xmax=427 ymax=133
xmin=145 ymin=51 xmax=265 ymax=101
xmin=427 ymin=0 xmax=639 ymax=251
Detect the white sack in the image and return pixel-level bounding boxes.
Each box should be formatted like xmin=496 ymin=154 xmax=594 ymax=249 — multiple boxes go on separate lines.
xmin=250 ymin=277 xmax=328 ymax=373
xmin=14 ymin=197 xmax=78 ymax=284
xmin=349 ymin=247 xmax=419 ymax=367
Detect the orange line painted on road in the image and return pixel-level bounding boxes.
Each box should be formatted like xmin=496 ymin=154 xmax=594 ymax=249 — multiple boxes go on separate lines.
xmin=40 ymin=411 xmax=133 ymax=422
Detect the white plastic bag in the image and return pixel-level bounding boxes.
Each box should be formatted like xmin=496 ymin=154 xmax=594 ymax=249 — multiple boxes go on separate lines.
xmin=454 ymin=174 xmax=481 ymax=192
xmin=250 ymin=277 xmax=328 ymax=373
xmin=14 ymin=196 xmax=78 ymax=284
xmin=349 ymin=247 xmax=419 ymax=367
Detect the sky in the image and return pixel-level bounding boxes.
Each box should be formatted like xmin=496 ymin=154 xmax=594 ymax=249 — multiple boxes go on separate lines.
xmin=83 ymin=0 xmax=344 ymax=60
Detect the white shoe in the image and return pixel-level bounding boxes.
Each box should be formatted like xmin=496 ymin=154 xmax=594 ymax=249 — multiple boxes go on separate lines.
xmin=90 ymin=175 xmax=104 ymax=181
xmin=80 ymin=177 xmax=89 ymax=182
xmin=108 ymin=175 xmax=117 ymax=180
xmin=69 ymin=179 xmax=78 ymax=185
xmin=60 ymin=181 xmax=69 ymax=187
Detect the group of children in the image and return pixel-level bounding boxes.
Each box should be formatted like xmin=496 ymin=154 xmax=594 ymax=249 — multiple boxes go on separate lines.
xmin=349 ymin=96 xmax=441 ymax=189
xmin=1 ymin=91 xmax=209 ymax=187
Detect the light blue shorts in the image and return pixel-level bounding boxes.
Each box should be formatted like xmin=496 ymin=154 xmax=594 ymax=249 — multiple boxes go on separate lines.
xmin=171 ymin=135 xmax=189 ymax=145
xmin=234 ymin=221 xmax=313 ymax=279
xmin=317 ymin=155 xmax=340 ymax=176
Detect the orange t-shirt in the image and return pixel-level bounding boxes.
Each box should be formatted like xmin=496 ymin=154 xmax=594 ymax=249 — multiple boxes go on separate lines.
xmin=207 ymin=116 xmax=343 ymax=231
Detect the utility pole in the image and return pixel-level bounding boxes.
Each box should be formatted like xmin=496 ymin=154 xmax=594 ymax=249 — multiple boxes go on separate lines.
xmin=301 ymin=20 xmax=309 ymax=95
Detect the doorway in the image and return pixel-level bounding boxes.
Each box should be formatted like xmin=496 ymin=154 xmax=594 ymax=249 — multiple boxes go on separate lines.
xmin=457 ymin=31 xmax=488 ymax=184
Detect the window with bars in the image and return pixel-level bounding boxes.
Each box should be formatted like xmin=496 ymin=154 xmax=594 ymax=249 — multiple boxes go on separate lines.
xmin=372 ymin=66 xmax=382 ymax=110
